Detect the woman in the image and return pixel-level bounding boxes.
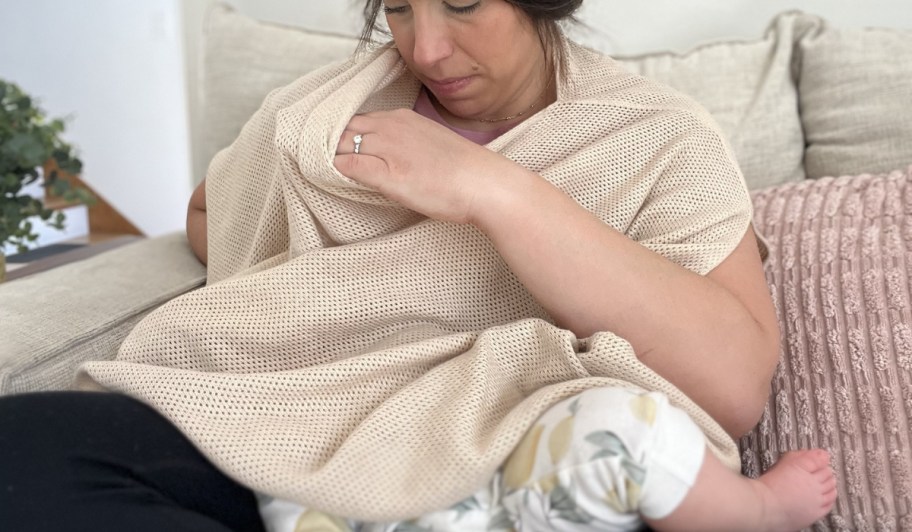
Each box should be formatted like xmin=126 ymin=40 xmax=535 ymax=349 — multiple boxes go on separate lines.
xmin=0 ymin=1 xmax=834 ymax=530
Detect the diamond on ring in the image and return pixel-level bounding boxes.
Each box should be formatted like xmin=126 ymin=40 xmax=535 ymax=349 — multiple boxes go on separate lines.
xmin=353 ymin=134 xmax=363 ymax=155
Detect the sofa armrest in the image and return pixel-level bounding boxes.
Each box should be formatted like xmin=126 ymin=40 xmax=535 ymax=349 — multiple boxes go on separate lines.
xmin=0 ymin=233 xmax=206 ymax=395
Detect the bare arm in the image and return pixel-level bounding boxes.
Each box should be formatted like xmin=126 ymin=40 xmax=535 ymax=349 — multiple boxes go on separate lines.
xmin=186 ymin=178 xmax=207 ymax=265
xmin=471 ymin=167 xmax=779 ymax=438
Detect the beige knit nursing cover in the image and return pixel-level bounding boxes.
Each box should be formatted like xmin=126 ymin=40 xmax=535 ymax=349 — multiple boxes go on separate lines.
xmin=77 ymin=40 xmax=753 ymax=521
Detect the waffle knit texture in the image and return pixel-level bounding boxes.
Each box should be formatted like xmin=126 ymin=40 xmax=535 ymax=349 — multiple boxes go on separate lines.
xmin=76 ymin=39 xmax=752 ymax=521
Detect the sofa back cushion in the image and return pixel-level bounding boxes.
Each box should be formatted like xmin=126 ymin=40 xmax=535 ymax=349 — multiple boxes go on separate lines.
xmin=798 ymin=24 xmax=912 ymax=179
xmin=617 ymin=12 xmax=821 ymax=191
xmin=201 ymin=4 xmax=358 ymax=177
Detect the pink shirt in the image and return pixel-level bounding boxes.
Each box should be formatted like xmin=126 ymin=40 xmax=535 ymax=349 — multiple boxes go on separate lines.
xmin=412 ymin=88 xmax=514 ymax=145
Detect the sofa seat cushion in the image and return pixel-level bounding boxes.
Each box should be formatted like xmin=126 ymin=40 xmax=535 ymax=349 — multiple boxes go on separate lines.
xmin=799 ymin=24 xmax=912 ymax=179
xmin=0 ymin=233 xmax=206 ymax=394
xmin=742 ymin=165 xmax=912 ymax=530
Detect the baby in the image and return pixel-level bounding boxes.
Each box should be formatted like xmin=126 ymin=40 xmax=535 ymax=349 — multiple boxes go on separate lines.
xmin=498 ymin=387 xmax=838 ymax=532
xmin=258 ymin=388 xmax=836 ymax=532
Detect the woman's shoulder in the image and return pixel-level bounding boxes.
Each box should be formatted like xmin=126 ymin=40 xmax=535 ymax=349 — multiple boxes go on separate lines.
xmin=562 ymin=41 xmax=717 ymax=129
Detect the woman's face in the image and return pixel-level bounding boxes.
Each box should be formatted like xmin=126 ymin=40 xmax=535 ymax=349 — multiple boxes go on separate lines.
xmin=383 ymin=0 xmax=550 ymax=123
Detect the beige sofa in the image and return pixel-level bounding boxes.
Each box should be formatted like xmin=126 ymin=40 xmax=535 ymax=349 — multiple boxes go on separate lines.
xmin=2 ymin=6 xmax=911 ymax=530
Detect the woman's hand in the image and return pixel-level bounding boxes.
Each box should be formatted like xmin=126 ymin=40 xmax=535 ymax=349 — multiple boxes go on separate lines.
xmin=333 ymin=109 xmax=514 ymax=224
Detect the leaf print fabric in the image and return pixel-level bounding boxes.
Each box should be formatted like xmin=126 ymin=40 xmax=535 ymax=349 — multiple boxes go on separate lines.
xmin=295 ymin=510 xmax=353 ymax=532
xmin=503 ymin=424 xmax=545 ymax=491
xmin=260 ymin=388 xmax=707 ymax=532
xmin=548 ymin=398 xmax=581 ymax=465
xmin=628 ymin=394 xmax=658 ymax=426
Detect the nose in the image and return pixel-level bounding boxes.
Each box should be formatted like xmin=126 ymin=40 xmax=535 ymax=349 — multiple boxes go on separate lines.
xmin=411 ymin=12 xmax=453 ymax=68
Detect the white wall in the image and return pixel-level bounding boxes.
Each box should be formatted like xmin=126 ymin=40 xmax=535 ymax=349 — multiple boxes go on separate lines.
xmin=573 ymin=0 xmax=912 ymax=55
xmin=0 ymin=0 xmax=193 ymax=238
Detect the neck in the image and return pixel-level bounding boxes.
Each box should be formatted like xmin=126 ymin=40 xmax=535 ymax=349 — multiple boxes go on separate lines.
xmin=430 ymin=59 xmax=556 ymax=133
xmin=475 ymin=81 xmax=550 ymax=123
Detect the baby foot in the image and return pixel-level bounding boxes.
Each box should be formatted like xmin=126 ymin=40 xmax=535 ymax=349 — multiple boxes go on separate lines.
xmin=755 ymin=449 xmax=837 ymax=531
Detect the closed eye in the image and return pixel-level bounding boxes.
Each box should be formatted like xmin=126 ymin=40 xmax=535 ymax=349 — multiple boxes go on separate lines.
xmin=383 ymin=4 xmax=409 ymax=15
xmin=445 ymin=1 xmax=481 ymax=15
xmin=383 ymin=1 xmax=482 ymax=16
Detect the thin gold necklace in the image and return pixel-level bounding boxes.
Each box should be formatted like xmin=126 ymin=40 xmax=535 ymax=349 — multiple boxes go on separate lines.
xmin=475 ymin=83 xmax=551 ymax=123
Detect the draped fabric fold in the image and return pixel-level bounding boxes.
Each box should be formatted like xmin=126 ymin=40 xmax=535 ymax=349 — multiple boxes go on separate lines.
xmin=77 ymin=40 xmax=752 ymax=521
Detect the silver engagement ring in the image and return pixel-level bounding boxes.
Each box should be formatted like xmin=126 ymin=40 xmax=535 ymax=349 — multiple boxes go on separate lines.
xmin=353 ymin=134 xmax=363 ymax=155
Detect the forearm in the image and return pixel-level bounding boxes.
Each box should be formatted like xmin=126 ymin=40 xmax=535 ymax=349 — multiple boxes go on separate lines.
xmin=471 ymin=168 xmax=777 ymax=437
xmin=186 ymin=180 xmax=208 ymax=265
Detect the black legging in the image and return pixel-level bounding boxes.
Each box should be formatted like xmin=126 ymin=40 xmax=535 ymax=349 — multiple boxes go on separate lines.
xmin=0 ymin=391 xmax=266 ymax=532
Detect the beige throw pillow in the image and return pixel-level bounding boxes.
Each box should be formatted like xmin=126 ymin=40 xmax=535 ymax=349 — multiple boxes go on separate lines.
xmin=201 ymin=4 xmax=358 ymax=176
xmin=798 ymin=24 xmax=912 ymax=179
xmin=617 ymin=12 xmax=823 ymax=191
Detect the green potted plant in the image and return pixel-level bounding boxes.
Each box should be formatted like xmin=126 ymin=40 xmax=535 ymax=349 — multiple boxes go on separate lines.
xmin=0 ymin=79 xmax=94 ymax=282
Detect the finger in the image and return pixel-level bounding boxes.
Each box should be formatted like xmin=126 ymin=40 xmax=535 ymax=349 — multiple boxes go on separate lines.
xmin=345 ymin=113 xmax=376 ymax=133
xmin=345 ymin=109 xmax=417 ymax=136
xmin=340 ymin=130 xmax=396 ymax=157
xmin=333 ymin=153 xmax=389 ymax=189
xmin=336 ymin=131 xmax=380 ymax=156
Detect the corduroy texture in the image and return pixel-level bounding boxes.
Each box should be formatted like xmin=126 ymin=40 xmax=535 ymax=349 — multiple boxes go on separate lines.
xmin=77 ymin=41 xmax=753 ymax=521
xmin=741 ymin=166 xmax=912 ymax=531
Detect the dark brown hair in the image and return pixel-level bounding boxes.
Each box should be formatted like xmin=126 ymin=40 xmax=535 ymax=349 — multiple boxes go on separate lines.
xmin=357 ymin=0 xmax=584 ymax=80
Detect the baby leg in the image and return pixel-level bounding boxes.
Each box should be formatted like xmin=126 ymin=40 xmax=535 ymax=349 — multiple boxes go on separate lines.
xmin=500 ymin=387 xmax=708 ymax=531
xmin=648 ymin=447 xmax=837 ymax=531
xmin=499 ymin=387 xmax=836 ymax=532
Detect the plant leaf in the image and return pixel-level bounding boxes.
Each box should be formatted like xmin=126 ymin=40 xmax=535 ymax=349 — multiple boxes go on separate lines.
xmin=0 ymin=77 xmax=92 ymax=249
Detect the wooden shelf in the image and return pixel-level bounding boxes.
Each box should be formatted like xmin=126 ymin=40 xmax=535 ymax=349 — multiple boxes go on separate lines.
xmin=1 ymin=163 xmax=149 ymax=282
xmin=43 ymin=162 xmax=145 ymax=239
xmin=4 ymin=235 xmax=142 ymax=281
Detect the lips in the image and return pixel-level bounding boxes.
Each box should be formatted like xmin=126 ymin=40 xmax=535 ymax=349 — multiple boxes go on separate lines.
xmin=425 ymin=76 xmax=475 ymax=97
